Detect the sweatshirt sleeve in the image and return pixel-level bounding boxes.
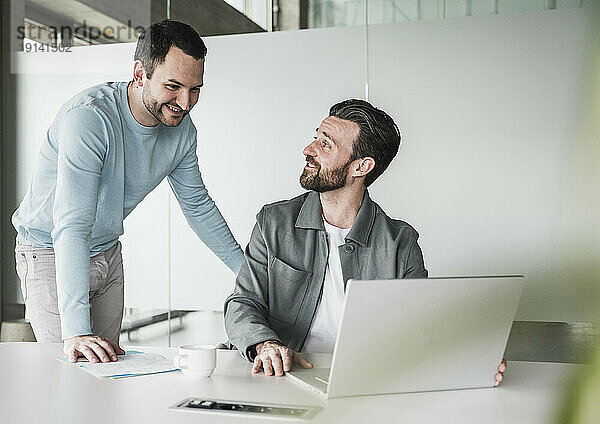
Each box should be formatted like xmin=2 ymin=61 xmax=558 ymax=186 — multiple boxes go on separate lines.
xmin=51 ymin=106 xmax=107 ymax=340
xmin=167 ymin=127 xmax=244 ymax=274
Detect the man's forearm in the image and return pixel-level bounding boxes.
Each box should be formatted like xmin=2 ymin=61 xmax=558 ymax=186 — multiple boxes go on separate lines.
xmin=183 ymin=204 xmax=244 ymax=273
xmin=224 ymin=296 xmax=282 ymax=361
xmin=167 ymin=147 xmax=245 ymax=274
xmin=52 ymin=228 xmax=93 ymax=339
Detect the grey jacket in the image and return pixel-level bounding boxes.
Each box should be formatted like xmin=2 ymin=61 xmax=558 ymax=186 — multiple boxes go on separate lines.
xmin=224 ymin=190 xmax=428 ymax=360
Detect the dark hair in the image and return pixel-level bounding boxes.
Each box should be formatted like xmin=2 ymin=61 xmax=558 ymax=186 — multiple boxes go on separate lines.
xmin=134 ymin=20 xmax=207 ymax=78
xmin=329 ymin=99 xmax=401 ymax=187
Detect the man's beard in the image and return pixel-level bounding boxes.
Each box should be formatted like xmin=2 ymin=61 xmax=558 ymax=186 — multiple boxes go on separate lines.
xmin=300 ymin=157 xmax=353 ymax=192
xmin=142 ymin=85 xmax=187 ymax=127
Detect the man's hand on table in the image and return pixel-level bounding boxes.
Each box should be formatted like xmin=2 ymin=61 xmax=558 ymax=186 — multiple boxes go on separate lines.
xmin=64 ymin=335 xmax=125 ymax=363
xmin=494 ymin=359 xmax=507 ymax=387
xmin=252 ymin=341 xmax=507 ymax=384
xmin=252 ymin=340 xmax=313 ymax=376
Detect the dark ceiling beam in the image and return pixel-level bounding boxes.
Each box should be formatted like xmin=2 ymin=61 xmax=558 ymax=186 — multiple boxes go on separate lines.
xmin=154 ymin=0 xmax=265 ymax=37
xmin=77 ymin=0 xmax=151 ymax=30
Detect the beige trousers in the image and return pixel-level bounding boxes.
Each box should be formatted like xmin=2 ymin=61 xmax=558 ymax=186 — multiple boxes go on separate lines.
xmin=14 ymin=241 xmax=124 ymax=343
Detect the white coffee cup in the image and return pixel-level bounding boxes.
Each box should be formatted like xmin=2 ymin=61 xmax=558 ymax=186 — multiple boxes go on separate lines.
xmin=173 ymin=344 xmax=217 ymax=377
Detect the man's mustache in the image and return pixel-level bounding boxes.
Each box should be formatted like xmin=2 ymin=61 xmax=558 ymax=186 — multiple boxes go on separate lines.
xmin=305 ymin=156 xmax=320 ymax=168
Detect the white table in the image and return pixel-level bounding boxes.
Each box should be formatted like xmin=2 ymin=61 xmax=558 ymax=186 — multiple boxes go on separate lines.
xmin=0 ymin=342 xmax=578 ymax=423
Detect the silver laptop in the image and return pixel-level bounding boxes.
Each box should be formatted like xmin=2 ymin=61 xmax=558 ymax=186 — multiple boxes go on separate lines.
xmin=287 ymin=276 xmax=524 ymax=398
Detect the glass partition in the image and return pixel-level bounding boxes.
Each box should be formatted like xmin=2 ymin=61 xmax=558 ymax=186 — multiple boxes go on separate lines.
xmin=2 ymin=0 xmax=588 ymax=349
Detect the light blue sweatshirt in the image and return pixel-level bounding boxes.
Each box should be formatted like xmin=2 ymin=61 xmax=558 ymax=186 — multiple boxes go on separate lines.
xmin=12 ymin=81 xmax=245 ymax=340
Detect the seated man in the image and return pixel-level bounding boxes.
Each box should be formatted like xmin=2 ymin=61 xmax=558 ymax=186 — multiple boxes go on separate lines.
xmin=224 ymin=99 xmax=505 ymax=385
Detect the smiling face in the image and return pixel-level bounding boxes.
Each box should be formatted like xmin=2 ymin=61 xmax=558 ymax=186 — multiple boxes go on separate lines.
xmin=300 ymin=116 xmax=361 ymax=192
xmin=140 ymin=46 xmax=204 ymax=127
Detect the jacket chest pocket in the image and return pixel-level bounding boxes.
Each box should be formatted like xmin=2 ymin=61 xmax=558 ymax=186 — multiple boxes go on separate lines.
xmin=267 ymin=256 xmax=311 ymax=326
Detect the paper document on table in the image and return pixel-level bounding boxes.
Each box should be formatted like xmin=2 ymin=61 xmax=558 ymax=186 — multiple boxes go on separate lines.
xmin=58 ymin=350 xmax=178 ymax=379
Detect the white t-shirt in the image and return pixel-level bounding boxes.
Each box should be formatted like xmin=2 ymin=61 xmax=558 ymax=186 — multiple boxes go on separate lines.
xmin=302 ymin=219 xmax=351 ymax=354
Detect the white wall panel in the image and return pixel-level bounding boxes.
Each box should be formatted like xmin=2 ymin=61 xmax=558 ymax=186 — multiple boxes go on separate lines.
xmin=367 ymin=9 xmax=598 ymax=322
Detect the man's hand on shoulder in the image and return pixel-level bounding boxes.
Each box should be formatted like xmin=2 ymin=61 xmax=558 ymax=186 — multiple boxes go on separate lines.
xmin=63 ymin=335 xmax=125 ymax=363
xmin=252 ymin=340 xmax=313 ymax=377
xmin=494 ymin=358 xmax=507 ymax=387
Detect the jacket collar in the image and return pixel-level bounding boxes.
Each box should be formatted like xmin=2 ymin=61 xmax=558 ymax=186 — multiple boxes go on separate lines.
xmin=295 ymin=190 xmax=376 ymax=246
xmin=295 ymin=191 xmax=325 ymax=231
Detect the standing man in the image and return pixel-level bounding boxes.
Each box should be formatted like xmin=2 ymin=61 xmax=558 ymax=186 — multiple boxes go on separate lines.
xmin=12 ymin=20 xmax=244 ymax=363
